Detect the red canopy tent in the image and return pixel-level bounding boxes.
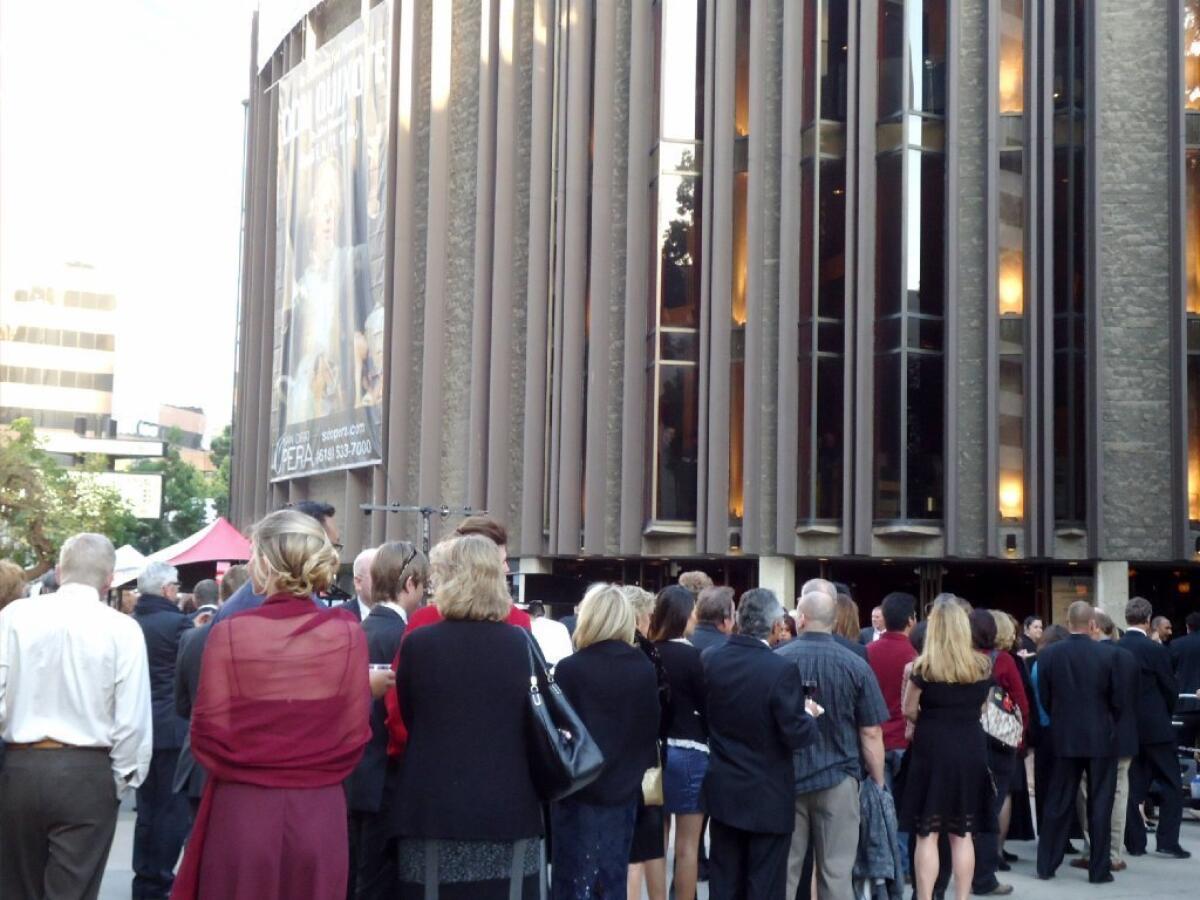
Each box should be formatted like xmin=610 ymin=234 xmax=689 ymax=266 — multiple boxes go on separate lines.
xmin=148 ymin=518 xmax=251 ymax=588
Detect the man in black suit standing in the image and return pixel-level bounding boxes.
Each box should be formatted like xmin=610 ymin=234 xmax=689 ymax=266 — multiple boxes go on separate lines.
xmin=345 ymin=541 xmax=427 ymax=899
xmin=1118 ymin=597 xmax=1190 ymax=860
xmin=691 ymin=585 xmax=735 ymax=654
xmin=1170 ymin=611 xmax=1200 ymax=750
xmin=702 ymin=588 xmax=820 ymax=900
xmin=1035 ymin=600 xmax=1120 ymax=883
xmin=858 ymin=605 xmax=884 ymax=645
xmin=131 ymin=562 xmax=194 ymax=900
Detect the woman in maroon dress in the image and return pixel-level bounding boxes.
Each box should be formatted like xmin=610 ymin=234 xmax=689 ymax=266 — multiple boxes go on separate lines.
xmin=172 ymin=510 xmax=371 ymax=900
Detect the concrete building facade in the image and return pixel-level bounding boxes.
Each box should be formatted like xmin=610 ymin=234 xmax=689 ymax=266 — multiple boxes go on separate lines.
xmin=231 ymin=0 xmax=1200 ymax=624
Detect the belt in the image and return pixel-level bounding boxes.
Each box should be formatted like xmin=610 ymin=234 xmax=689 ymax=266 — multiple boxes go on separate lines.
xmin=6 ymin=740 xmax=110 ymax=751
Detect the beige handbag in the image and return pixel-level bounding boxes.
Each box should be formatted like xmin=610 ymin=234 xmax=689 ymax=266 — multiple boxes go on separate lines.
xmin=641 ymin=749 xmax=664 ymax=806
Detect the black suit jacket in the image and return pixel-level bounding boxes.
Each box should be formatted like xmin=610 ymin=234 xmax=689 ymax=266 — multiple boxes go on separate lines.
xmin=173 ymin=622 xmax=211 ymax=798
xmin=836 ymin=634 xmax=869 ymax=661
xmin=133 ymin=594 xmax=192 ymax=749
xmin=1170 ymin=630 xmax=1200 ymax=694
xmin=1099 ymin=640 xmax=1140 ymax=758
xmin=701 ymin=634 xmax=818 ymax=834
xmin=339 ymin=596 xmax=368 ymax=621
xmin=394 ymin=620 xmax=544 ymax=841
xmin=1036 ymin=633 xmax=1119 ymax=758
xmin=346 ymin=606 xmax=407 ymax=813
xmin=555 ymin=640 xmax=661 ymax=807
xmin=859 ymin=627 xmax=877 ymax=646
xmin=690 ymin=622 xmax=729 ymax=655
xmin=1117 ymin=630 xmax=1179 ymax=746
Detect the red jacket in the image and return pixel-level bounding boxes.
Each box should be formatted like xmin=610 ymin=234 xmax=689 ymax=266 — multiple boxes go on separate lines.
xmin=384 ymin=605 xmax=532 ymax=756
xmin=868 ymin=632 xmax=919 ymax=751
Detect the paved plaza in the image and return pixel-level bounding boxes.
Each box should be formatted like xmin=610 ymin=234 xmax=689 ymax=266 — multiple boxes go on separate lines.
xmin=100 ymin=799 xmax=1200 ymax=900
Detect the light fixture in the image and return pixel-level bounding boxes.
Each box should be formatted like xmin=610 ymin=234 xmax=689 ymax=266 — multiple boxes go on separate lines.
xmin=998 ymin=477 xmax=1023 ymax=520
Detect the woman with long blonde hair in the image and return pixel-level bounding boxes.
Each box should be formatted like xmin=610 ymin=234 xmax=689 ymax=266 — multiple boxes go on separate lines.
xmin=899 ymin=599 xmax=995 ymax=900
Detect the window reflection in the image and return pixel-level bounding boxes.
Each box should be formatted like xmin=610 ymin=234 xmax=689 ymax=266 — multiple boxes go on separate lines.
xmin=798 ymin=0 xmax=849 ymax=524
xmin=649 ymin=0 xmax=705 ymax=524
xmin=996 ymin=0 xmax=1025 ymax=525
xmin=1051 ymin=0 xmax=1087 ymax=525
xmin=730 ymin=0 xmax=750 ymax=523
xmin=1186 ymin=4 xmax=1200 ymax=520
xmin=873 ymin=0 xmax=946 ymax=522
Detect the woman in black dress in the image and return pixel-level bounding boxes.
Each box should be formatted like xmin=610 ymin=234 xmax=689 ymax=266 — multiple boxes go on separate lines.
xmin=901 ymin=598 xmax=995 ymax=900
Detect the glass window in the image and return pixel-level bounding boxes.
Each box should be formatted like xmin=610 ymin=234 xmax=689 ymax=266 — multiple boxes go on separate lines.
xmin=797 ymin=2 xmax=849 ymax=524
xmin=649 ymin=0 xmax=705 ymax=524
xmin=1185 ymin=3 xmax=1200 ymax=522
xmin=872 ymin=0 xmax=946 ymax=522
xmin=656 ymin=365 xmax=699 ymax=521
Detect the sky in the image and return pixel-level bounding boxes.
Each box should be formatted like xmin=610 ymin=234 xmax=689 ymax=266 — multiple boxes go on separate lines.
xmin=0 ymin=0 xmax=254 ymax=443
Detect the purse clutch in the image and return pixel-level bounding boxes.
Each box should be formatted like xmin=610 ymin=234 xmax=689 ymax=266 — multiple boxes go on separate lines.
xmin=522 ymin=630 xmax=605 ymax=802
xmin=642 ymin=751 xmax=664 ymax=807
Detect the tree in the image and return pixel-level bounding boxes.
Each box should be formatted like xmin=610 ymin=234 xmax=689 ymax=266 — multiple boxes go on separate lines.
xmin=128 ymin=433 xmax=213 ymax=555
xmin=0 ymin=419 xmax=139 ymax=574
xmin=210 ymin=424 xmax=232 ymax=520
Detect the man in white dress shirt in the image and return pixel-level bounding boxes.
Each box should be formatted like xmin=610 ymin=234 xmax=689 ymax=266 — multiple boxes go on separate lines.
xmin=0 ymin=533 xmax=153 ymax=900
xmin=527 ymin=601 xmax=574 ymax=666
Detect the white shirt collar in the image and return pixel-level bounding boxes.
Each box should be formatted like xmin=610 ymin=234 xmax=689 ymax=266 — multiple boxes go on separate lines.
xmin=44 ymin=582 xmax=101 ymax=604
xmin=378 ymin=600 xmax=408 ymax=622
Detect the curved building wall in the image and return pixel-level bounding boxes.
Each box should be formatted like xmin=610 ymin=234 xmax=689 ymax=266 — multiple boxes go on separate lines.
xmin=231 ymin=0 xmax=1191 ymax=601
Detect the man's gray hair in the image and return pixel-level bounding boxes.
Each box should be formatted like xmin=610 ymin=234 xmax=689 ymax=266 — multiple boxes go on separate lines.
xmin=798 ymin=590 xmax=837 ymax=630
xmin=353 ymin=548 xmax=377 ymax=578
xmin=193 ymin=579 xmax=219 ymax=605
xmin=138 ymin=561 xmax=179 ymax=596
xmin=800 ymin=578 xmax=837 ymax=602
xmin=737 ymin=588 xmax=784 ymax=640
xmin=58 ymin=533 xmax=116 ymax=592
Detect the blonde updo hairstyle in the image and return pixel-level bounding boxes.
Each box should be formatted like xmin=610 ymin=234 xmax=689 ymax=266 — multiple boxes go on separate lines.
xmin=620 ymin=584 xmax=656 ymax=635
xmin=250 ymin=510 xmax=339 ymax=597
xmin=431 ymin=534 xmax=511 ymax=622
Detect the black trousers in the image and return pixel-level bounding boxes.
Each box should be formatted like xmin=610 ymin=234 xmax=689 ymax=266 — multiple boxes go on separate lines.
xmin=709 ymin=819 xmax=790 ymax=900
xmin=0 ymin=748 xmax=120 ymax=900
xmin=348 ymin=808 xmax=397 ymax=900
xmin=972 ymin=745 xmax=1016 ymax=893
xmin=1125 ymin=742 xmax=1183 ymax=854
xmin=132 ymin=747 xmax=192 ymax=899
xmin=1036 ymin=755 xmax=1116 ymax=882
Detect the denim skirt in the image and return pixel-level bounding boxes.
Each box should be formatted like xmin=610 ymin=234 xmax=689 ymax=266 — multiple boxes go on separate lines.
xmin=662 ymin=744 xmax=708 ymax=814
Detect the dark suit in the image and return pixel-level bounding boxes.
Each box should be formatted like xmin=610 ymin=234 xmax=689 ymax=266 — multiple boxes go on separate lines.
xmin=346 ymin=606 xmax=407 ymax=900
xmin=172 ymin=623 xmax=212 ymax=818
xmin=835 ymin=634 xmax=868 ymax=662
xmin=1118 ymin=629 xmax=1183 ymax=854
xmin=131 ymin=594 xmax=193 ymax=899
xmin=1035 ymin=634 xmax=1119 ymax=882
xmin=858 ymin=626 xmax=880 ymax=646
xmin=340 ymin=595 xmax=368 ymax=621
xmin=702 ymin=634 xmax=818 ymax=900
xmin=1170 ymin=630 xmax=1200 ymax=749
xmin=691 ymin=621 xmax=729 ymax=654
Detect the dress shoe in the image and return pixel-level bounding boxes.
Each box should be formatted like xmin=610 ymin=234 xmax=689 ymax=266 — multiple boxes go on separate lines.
xmin=1126 ymin=848 xmax=1146 ymax=857
xmin=972 ymin=884 xmax=1013 ymax=896
xmin=1069 ymin=858 xmax=1089 ymax=870
xmin=1089 ymin=873 xmax=1115 ymax=884
xmin=1155 ymin=847 xmax=1192 ymax=859
xmin=1110 ymin=861 xmax=1127 ymax=872
xmin=998 ymin=860 xmax=1011 ymax=872
xmin=1064 ymin=842 xmax=1080 ymax=855
xmin=1001 ymin=850 xmax=1019 ymax=863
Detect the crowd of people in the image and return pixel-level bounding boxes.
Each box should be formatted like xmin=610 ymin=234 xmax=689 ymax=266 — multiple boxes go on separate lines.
xmin=0 ymin=507 xmax=1198 ymax=900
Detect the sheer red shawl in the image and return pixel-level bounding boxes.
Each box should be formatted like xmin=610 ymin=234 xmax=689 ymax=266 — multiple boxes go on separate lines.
xmin=171 ymin=595 xmax=371 ymax=900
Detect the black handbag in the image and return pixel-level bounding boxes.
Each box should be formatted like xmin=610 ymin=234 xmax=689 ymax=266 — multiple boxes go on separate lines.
xmin=521 ymin=630 xmax=605 ymax=801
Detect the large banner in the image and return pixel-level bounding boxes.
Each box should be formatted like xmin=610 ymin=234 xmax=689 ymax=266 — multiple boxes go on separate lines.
xmin=270 ymin=2 xmax=390 ymax=480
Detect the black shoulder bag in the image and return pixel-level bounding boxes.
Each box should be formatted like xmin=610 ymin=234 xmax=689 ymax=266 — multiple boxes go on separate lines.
xmin=521 ymin=629 xmax=605 ymax=801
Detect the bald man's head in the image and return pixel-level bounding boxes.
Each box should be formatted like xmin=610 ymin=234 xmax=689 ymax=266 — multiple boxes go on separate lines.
xmin=1066 ymin=600 xmax=1095 ymax=632
xmin=798 ymin=590 xmax=836 ymax=632
xmin=799 ymin=578 xmax=837 ymax=604
xmin=353 ymin=548 xmax=378 ymax=605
